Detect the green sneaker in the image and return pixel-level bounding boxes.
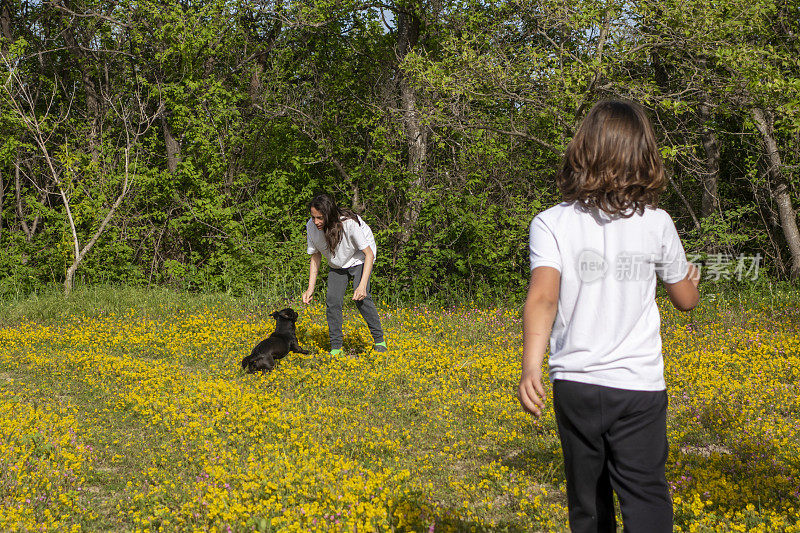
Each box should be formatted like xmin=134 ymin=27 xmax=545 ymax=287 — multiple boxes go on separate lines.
xmin=330 ymin=348 xmax=343 ymax=356
xmin=373 ymin=341 xmax=388 ymax=353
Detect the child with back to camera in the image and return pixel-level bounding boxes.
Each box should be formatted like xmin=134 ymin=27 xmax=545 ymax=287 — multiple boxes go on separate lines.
xmin=518 ymin=100 xmax=700 ymax=532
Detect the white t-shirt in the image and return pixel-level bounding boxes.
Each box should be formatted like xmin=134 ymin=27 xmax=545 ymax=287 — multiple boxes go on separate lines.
xmin=306 ymin=215 xmax=377 ymax=269
xmin=529 ymin=202 xmax=689 ymax=391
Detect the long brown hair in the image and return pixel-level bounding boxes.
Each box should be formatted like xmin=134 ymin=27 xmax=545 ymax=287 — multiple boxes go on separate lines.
xmin=309 ymin=193 xmax=360 ymax=254
xmin=557 ymin=100 xmax=666 ymax=217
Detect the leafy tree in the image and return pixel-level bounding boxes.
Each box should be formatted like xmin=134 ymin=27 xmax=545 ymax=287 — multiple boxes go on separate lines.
xmin=0 ymin=0 xmax=797 ymax=298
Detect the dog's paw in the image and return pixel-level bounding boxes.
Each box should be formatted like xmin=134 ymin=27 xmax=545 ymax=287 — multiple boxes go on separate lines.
xmin=247 ymin=354 xmax=275 ymax=373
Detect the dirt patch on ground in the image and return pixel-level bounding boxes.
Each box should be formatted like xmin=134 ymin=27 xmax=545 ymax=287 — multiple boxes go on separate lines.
xmin=679 ymin=444 xmax=732 ymax=457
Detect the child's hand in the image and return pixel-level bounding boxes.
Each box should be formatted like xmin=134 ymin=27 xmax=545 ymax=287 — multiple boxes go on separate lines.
xmin=687 ymin=263 xmax=701 ymax=288
xmin=518 ymin=369 xmax=546 ymax=417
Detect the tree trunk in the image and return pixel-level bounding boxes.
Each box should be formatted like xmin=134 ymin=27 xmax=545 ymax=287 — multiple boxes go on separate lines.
xmin=162 ymin=113 xmax=181 ymax=173
xmin=668 ymin=168 xmax=701 ymax=231
xmin=83 ymin=68 xmax=100 ymax=161
xmin=60 ymin=2 xmax=100 ymax=160
xmin=63 ymin=148 xmax=132 ymax=297
xmin=752 ymin=107 xmax=800 ymax=278
xmin=698 ymin=99 xmax=720 ymax=218
xmin=64 ymin=261 xmax=78 ymax=296
xmin=15 ymin=161 xmax=32 ymax=241
xmin=0 ymin=0 xmax=12 ymax=44
xmin=249 ymin=64 xmax=263 ymax=100
xmin=242 ymin=10 xmax=282 ymax=102
xmin=397 ymin=7 xmax=427 ymax=245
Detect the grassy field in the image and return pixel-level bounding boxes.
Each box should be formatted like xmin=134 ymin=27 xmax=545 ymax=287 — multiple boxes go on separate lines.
xmin=0 ymin=286 xmax=798 ymax=532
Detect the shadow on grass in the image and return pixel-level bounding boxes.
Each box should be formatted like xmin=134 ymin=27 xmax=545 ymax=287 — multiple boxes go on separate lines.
xmin=488 ymin=430 xmax=565 ymax=483
xmin=383 ymin=497 xmax=538 ymax=533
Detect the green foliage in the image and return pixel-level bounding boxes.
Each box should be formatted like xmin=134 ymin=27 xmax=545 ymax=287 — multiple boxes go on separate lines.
xmin=0 ymin=0 xmax=797 ymax=300
xmin=684 ymin=205 xmax=761 ymax=254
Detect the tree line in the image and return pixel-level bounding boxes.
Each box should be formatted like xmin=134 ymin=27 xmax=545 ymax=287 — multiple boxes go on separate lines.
xmin=1 ymin=0 xmax=798 ymax=298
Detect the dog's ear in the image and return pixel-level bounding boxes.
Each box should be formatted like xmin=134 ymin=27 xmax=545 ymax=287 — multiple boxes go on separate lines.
xmin=271 ymin=308 xmax=294 ymax=320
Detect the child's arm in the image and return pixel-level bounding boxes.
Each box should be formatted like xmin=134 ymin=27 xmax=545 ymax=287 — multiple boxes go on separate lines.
xmin=302 ymin=252 xmax=322 ymax=304
xmin=352 ymin=247 xmax=374 ymax=301
xmin=519 ymin=266 xmax=560 ymax=418
xmin=663 ymin=263 xmax=700 ymax=312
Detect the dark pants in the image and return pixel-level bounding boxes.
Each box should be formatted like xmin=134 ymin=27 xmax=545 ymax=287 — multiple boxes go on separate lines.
xmin=553 ymin=380 xmax=672 ymax=533
xmin=326 ymin=264 xmax=384 ymax=349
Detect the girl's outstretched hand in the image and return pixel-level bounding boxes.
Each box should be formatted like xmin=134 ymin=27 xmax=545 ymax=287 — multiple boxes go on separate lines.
xmin=518 ymin=368 xmax=546 ymax=417
xmin=301 ymin=288 xmax=314 ymax=304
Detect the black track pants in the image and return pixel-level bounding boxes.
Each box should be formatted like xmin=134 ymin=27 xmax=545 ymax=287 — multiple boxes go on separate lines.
xmin=553 ymin=380 xmax=672 ymax=533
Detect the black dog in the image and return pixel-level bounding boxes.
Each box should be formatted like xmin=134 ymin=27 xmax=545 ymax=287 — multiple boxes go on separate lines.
xmin=241 ymin=308 xmax=309 ymax=373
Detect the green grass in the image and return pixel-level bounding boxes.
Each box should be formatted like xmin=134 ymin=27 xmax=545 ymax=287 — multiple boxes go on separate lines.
xmin=0 ymin=284 xmax=268 ymax=324
xmin=0 ymin=284 xmax=798 ymax=532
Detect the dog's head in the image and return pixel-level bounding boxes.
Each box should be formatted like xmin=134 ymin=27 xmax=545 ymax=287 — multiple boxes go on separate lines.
xmin=271 ymin=308 xmax=299 ymax=322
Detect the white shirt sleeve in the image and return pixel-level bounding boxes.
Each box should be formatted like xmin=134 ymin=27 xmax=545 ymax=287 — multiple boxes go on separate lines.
xmin=529 ymin=215 xmax=562 ymax=271
xmin=655 ymin=213 xmax=689 ymax=283
xmin=306 ymin=220 xmax=319 ymax=255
